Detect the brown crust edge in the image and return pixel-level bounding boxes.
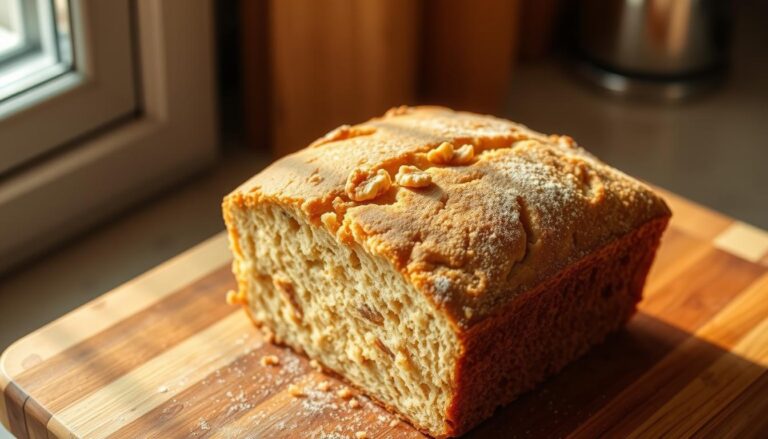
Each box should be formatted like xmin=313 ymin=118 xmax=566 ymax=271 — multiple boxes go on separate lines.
xmin=443 ymin=216 xmax=670 ymax=436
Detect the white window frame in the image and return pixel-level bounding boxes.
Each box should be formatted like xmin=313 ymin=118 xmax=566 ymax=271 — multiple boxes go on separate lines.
xmin=0 ymin=0 xmax=217 ymax=272
xmin=0 ymin=0 xmax=135 ymax=174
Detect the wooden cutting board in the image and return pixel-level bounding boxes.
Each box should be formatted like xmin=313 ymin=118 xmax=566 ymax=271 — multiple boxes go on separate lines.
xmin=2 ymin=188 xmax=768 ymax=439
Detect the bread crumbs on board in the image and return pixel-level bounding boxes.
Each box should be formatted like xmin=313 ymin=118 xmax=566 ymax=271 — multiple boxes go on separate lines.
xmin=260 ymin=355 xmax=280 ymax=366
xmin=336 ymin=387 xmax=353 ymax=399
xmin=173 ymin=331 xmax=405 ymax=437
xmin=288 ymin=383 xmax=305 ymax=397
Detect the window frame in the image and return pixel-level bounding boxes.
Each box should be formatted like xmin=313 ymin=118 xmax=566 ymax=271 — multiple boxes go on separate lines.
xmin=0 ymin=0 xmax=217 ymax=273
xmin=0 ymin=0 xmax=75 ymax=103
xmin=0 ymin=0 xmax=136 ymax=175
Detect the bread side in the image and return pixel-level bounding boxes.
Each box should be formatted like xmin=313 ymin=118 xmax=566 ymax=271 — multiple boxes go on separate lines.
xmin=447 ymin=216 xmax=668 ymax=434
xmin=223 ymin=199 xmax=459 ymax=433
xmin=223 ymin=106 xmax=671 ymax=436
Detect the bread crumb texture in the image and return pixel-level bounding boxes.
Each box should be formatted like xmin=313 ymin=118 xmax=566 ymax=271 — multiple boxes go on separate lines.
xmin=225 ymin=106 xmax=669 ymax=327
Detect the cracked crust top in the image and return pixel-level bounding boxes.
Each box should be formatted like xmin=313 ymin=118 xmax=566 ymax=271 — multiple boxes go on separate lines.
xmin=227 ymin=106 xmax=670 ymax=328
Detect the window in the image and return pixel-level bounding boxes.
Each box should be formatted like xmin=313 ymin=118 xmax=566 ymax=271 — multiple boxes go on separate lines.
xmin=0 ymin=0 xmax=136 ymax=175
xmin=0 ymin=0 xmax=217 ymax=273
xmin=0 ymin=0 xmax=73 ymax=103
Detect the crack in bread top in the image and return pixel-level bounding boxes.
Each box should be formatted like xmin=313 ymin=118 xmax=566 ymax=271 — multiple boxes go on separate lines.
xmin=230 ymin=107 xmax=670 ymax=328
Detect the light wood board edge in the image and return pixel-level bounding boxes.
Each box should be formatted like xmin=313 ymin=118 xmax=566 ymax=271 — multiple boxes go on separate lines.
xmin=652 ymin=187 xmax=733 ymax=242
xmin=714 ymin=221 xmax=768 ymax=265
xmin=0 ymin=232 xmax=231 ymax=402
xmin=47 ymin=313 xmax=258 ymax=439
xmin=654 ymin=186 xmax=768 ymax=264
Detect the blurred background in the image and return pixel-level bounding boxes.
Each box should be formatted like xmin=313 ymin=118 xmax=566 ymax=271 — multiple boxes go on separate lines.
xmin=0 ymin=0 xmax=766 ymax=426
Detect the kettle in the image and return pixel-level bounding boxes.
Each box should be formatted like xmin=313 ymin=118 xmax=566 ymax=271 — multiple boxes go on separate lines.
xmin=575 ymin=0 xmax=731 ymax=100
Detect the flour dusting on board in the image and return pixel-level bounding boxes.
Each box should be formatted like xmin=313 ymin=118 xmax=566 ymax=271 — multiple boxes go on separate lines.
xmin=164 ymin=319 xmax=407 ymax=436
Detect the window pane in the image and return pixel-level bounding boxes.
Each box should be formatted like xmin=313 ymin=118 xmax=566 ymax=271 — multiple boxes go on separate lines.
xmin=53 ymin=0 xmax=71 ymax=64
xmin=0 ymin=0 xmax=24 ymax=58
xmin=0 ymin=0 xmax=73 ymax=102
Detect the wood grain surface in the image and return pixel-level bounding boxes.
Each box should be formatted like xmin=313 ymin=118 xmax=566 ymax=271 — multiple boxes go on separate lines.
xmin=2 ymin=188 xmax=768 ymax=438
xmin=269 ymin=0 xmax=418 ymax=156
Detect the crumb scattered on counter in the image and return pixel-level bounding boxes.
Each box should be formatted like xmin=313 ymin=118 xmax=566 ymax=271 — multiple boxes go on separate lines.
xmin=288 ymin=383 xmax=305 ymax=397
xmin=260 ymin=355 xmax=280 ymax=366
xmin=153 ymin=330 xmax=412 ymax=437
xmin=225 ymin=289 xmax=247 ymax=305
xmin=225 ymin=390 xmax=253 ymax=415
xmin=336 ymin=387 xmax=353 ymax=399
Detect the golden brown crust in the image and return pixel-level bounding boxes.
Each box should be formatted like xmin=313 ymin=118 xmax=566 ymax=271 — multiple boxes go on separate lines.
xmin=226 ymin=106 xmax=671 ymax=328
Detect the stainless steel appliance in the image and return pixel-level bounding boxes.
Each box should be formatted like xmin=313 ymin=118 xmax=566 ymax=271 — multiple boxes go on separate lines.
xmin=576 ymin=0 xmax=730 ymax=100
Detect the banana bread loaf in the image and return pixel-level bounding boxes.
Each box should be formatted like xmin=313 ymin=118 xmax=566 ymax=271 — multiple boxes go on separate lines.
xmin=222 ymin=106 xmax=670 ymax=437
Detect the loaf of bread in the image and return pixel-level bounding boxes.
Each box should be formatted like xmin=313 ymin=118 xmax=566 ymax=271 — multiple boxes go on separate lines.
xmin=222 ymin=106 xmax=670 ymax=437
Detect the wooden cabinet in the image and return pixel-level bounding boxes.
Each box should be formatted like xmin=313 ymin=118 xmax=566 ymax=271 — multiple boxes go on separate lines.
xmin=242 ymin=0 xmax=529 ymax=156
xmin=269 ymin=0 xmax=418 ymax=155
